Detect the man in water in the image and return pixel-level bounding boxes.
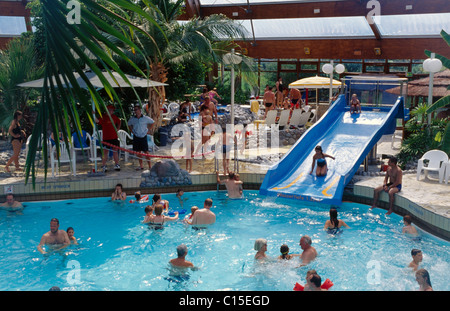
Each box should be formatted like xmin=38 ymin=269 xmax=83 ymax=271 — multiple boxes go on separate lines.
xmin=188 ymin=198 xmax=216 ymax=229
xmin=0 ymin=193 xmax=23 ymax=212
xmin=298 ymin=235 xmax=317 ymax=266
xmin=37 ymin=218 xmax=70 ymax=255
xmin=408 ymin=249 xmax=423 ymax=272
xmin=370 ymin=156 xmax=403 ymax=215
xmin=216 ymin=171 xmax=243 ymax=198
xmin=169 ymin=244 xmax=194 ymax=268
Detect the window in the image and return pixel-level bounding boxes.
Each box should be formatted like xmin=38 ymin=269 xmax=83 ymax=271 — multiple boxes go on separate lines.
xmin=0 ymin=16 xmax=27 ymax=36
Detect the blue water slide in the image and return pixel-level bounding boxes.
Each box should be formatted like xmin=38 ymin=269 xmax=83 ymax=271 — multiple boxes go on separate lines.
xmin=259 ymin=95 xmax=404 ymax=205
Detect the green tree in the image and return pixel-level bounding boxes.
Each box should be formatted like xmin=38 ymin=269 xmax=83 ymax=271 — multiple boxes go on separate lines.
xmin=120 ymin=0 xmax=250 ymax=127
xmin=0 ymin=34 xmax=44 ymax=130
xmin=24 ymin=0 xmax=165 ymax=185
xmin=424 ymin=29 xmax=450 ymax=154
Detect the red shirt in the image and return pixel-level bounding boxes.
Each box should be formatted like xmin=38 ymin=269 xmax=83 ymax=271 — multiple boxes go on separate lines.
xmin=98 ymin=114 xmax=120 ymax=140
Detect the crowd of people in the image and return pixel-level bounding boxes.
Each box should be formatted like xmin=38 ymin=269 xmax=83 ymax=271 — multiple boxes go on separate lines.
xmin=253 ymin=208 xmax=433 ymax=291
xmin=3 ymin=188 xmax=428 ymax=291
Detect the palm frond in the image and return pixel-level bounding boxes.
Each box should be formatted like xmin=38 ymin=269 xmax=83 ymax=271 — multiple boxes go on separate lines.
xmin=24 ymin=0 xmax=165 ymax=186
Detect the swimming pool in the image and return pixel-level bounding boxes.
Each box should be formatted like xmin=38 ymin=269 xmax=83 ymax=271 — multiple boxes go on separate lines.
xmin=0 ymin=190 xmax=448 ymax=291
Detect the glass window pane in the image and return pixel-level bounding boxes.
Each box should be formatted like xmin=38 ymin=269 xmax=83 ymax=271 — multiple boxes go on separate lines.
xmin=260 ymin=61 xmax=277 ymax=71
xmin=373 ymin=13 xmax=450 ymax=37
xmin=343 ymin=63 xmax=362 ymax=73
xmin=389 ymin=66 xmax=409 ymax=73
xmin=301 ymin=63 xmax=317 ymax=71
xmin=365 ymin=65 xmax=385 ymax=72
xmin=280 ymin=63 xmax=297 ymax=71
xmin=0 ymin=16 xmax=27 ymax=36
xmin=238 ymin=16 xmax=374 ymax=39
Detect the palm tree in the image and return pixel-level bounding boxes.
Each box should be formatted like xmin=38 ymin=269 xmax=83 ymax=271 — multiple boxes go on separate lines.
xmin=120 ymin=0 xmax=251 ymax=127
xmin=425 ymin=29 xmax=450 ymax=153
xmin=0 ymin=35 xmax=44 ymax=131
xmin=24 ymin=0 xmax=166 ymax=184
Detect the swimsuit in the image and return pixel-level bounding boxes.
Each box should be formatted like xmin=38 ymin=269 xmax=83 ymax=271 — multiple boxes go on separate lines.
xmin=326 ymin=227 xmax=341 ymax=235
xmin=317 ymin=158 xmax=326 ymax=168
xmin=386 ymin=182 xmax=402 ymax=191
xmin=265 ymin=102 xmax=273 ymax=108
xmin=11 ymin=123 xmax=23 ymax=143
xmin=149 ymin=216 xmax=164 ymax=230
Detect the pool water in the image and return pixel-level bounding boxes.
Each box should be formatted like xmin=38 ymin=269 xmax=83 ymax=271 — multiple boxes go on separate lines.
xmin=0 ymin=190 xmax=448 ymax=291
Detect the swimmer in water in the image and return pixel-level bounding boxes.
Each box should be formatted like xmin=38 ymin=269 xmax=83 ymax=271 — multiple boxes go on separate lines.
xmin=254 ymin=238 xmax=268 ymax=260
xmin=37 ymin=218 xmax=70 ymax=255
xmin=408 ymin=249 xmax=423 ymax=272
xmin=310 ymin=145 xmax=335 ymax=177
xmin=323 ymin=208 xmax=349 ymax=234
xmin=66 ymin=227 xmax=78 ymax=245
xmin=1 ymin=193 xmax=23 ymax=212
xmin=169 ymin=244 xmax=194 ymax=268
xmin=111 ymin=183 xmax=126 ymax=201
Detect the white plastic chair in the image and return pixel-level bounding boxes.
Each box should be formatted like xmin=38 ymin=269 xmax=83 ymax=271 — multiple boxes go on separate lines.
xmin=118 ymin=130 xmax=133 ymax=161
xmin=289 ymin=109 xmax=303 ymax=128
xmin=25 ymin=134 xmax=44 ymax=162
xmin=277 ymin=109 xmax=290 ymax=129
xmin=264 ymin=110 xmax=278 ymax=128
xmin=443 ymin=161 xmax=450 ymax=185
xmin=167 ymin=102 xmax=180 ymax=119
xmin=49 ymin=140 xmax=76 ymax=177
xmin=416 ymin=150 xmax=448 ymax=183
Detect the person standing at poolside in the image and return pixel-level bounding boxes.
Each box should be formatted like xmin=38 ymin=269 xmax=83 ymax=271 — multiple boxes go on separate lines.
xmin=289 ymin=88 xmax=302 ymax=110
xmin=408 ymin=249 xmax=423 ymax=272
xmin=189 ymin=198 xmax=215 ymax=229
xmin=370 ymin=156 xmax=402 ymax=215
xmin=95 ymin=104 xmax=121 ymax=172
xmin=169 ymin=244 xmax=194 ymax=268
xmin=111 ymin=183 xmax=127 ymax=201
xmin=263 ymin=86 xmax=275 ymax=118
xmin=128 ymin=105 xmax=154 ymax=171
xmin=275 ymin=77 xmax=284 ymax=109
xmin=37 ymin=218 xmax=70 ymax=255
xmin=5 ymin=111 xmax=26 ymax=173
xmin=298 ymin=235 xmax=317 ymax=266
xmin=1 ymin=193 xmax=23 ymax=212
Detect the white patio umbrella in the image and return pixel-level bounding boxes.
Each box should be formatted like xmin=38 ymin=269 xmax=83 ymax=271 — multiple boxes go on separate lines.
xmin=18 ymin=70 xmax=168 ymax=171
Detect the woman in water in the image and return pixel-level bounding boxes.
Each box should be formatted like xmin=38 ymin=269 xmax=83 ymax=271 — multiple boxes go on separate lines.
xmin=111 ymin=183 xmax=127 ymax=201
xmin=415 ymin=269 xmax=433 ymax=291
xmin=323 ymin=208 xmax=349 ymax=234
xmin=148 ymin=204 xmax=178 ymax=230
xmin=254 ymin=238 xmax=268 ymax=260
xmin=310 ymin=145 xmax=335 ymax=177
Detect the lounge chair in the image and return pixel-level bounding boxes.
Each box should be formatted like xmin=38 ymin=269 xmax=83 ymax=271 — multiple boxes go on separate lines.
xmin=290 ymin=110 xmax=311 ymax=129
xmin=416 ymin=149 xmax=449 ymax=183
xmin=277 ymin=109 xmax=290 ymax=130
xmin=289 ymin=109 xmax=303 ymax=128
xmin=265 ymin=110 xmax=278 ymax=127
